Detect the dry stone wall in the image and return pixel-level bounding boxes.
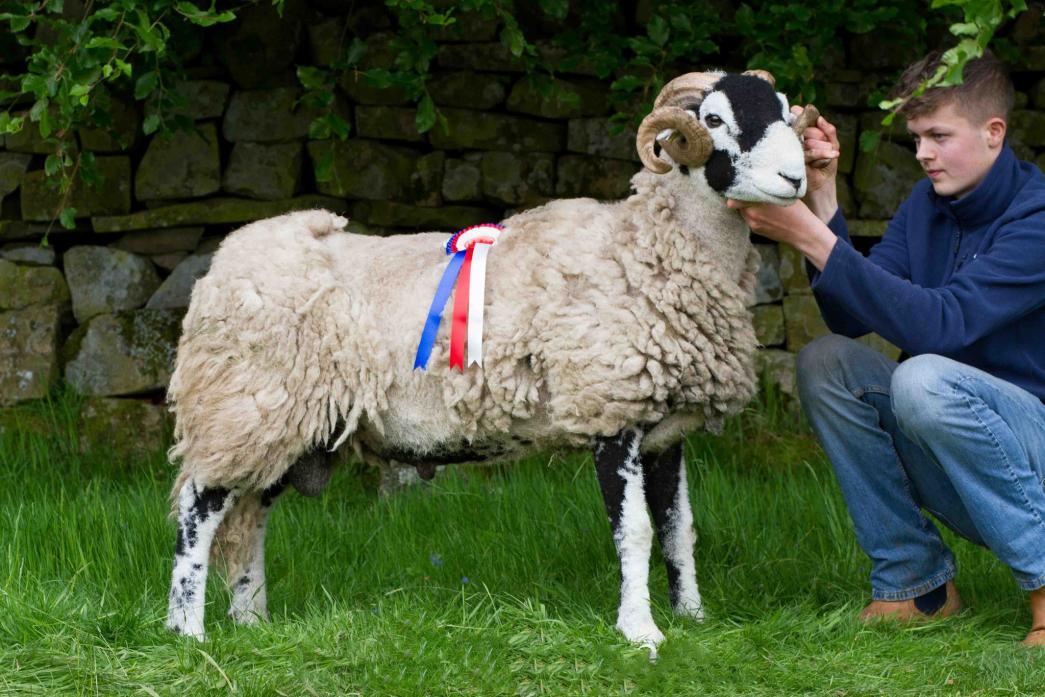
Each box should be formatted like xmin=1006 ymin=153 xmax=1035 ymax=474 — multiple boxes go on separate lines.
xmin=1 ymin=1 xmax=1044 ymax=446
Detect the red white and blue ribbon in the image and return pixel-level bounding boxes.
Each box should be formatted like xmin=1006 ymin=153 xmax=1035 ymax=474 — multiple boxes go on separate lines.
xmin=414 ymin=224 xmax=503 ymax=371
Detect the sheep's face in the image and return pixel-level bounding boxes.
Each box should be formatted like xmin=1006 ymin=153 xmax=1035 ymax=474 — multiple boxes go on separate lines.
xmin=697 ymin=74 xmax=806 ymax=204
xmin=637 ymin=71 xmax=819 ymax=206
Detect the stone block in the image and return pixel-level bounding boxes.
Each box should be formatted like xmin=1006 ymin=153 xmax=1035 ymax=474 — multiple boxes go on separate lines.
xmin=555 ymin=155 xmax=637 ymax=200
xmin=1032 ymin=77 xmax=1045 ymax=109
xmin=859 ymin=111 xmax=913 ymax=145
xmin=778 ymin=244 xmax=811 ymax=295
xmin=63 ymin=309 xmax=182 ymax=396
xmin=411 ymin=151 xmax=445 ymax=207
xmin=338 ymin=72 xmax=410 ymax=106
xmin=480 ymin=152 xmax=554 ymax=205
xmin=830 ymin=113 xmax=857 ymax=174
xmin=0 ymin=152 xmax=32 ymax=198
xmin=214 ymin=0 xmax=303 ymax=89
xmin=823 ymin=82 xmax=870 ymax=109
xmin=145 ymin=80 xmax=231 ymax=121
xmin=853 ymin=140 xmax=923 ymax=219
xmin=443 ymin=155 xmax=483 ymax=202
xmin=1 ymin=244 xmax=55 ymax=266
xmin=783 ymin=293 xmax=830 ymax=351
xmin=1011 ymin=110 xmax=1045 ymax=148
xmin=224 ymin=88 xmax=321 ymax=142
xmin=91 ymin=195 xmax=347 ymax=232
xmin=350 ymin=200 xmax=496 ymax=229
xmin=308 ymin=139 xmax=418 ymax=200
xmin=356 ymin=106 xmax=424 ymax=142
xmin=506 ymin=77 xmax=609 ymax=119
xmin=77 ymin=397 xmax=171 ymax=460
xmin=223 ymin=142 xmax=304 ymax=200
xmin=20 ymin=157 xmax=131 ymax=220
xmin=307 ymin=17 xmax=345 ymax=67
xmin=429 ymin=109 xmax=564 ymax=152
xmin=749 ymin=244 xmax=782 ymax=305
xmin=79 ymin=97 xmax=138 ymax=152
xmin=437 ymin=42 xmax=527 ymax=72
xmin=848 ymin=219 xmax=888 ymax=237
xmin=4 ymin=118 xmax=53 ymax=153
xmin=0 ymin=258 xmax=70 ymax=311
xmin=757 ymin=348 xmax=796 ymax=396
xmin=753 ymin=304 xmax=785 ymax=347
xmin=0 ymin=304 xmax=61 ymax=405
xmin=429 ymin=71 xmax=508 ymax=110
xmin=112 ymin=228 xmax=204 ymax=255
xmin=135 ymin=123 xmax=221 ymax=201
xmin=146 ymin=253 xmax=213 ymax=310
xmin=567 ymin=118 xmax=640 ymax=162
xmin=63 ymin=246 xmax=160 ymax=323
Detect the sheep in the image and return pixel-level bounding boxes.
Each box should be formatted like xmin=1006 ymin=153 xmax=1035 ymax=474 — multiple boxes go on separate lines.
xmin=164 ymin=69 xmax=820 ymax=653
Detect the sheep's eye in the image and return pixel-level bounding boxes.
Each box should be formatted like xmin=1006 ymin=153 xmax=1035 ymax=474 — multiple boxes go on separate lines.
xmin=706 ymin=114 xmax=723 ymax=128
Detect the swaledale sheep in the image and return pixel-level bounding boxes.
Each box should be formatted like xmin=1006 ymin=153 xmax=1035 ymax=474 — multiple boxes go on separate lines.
xmin=165 ymin=70 xmax=820 ymax=652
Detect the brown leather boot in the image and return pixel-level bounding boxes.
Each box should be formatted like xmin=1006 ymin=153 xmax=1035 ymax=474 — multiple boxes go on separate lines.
xmin=1022 ymin=586 xmax=1045 ymax=647
xmin=859 ymin=581 xmax=962 ymax=622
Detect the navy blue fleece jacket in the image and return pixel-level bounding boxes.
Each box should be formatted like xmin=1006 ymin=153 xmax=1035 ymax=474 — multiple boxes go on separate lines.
xmin=808 ymin=143 xmax=1045 ymax=400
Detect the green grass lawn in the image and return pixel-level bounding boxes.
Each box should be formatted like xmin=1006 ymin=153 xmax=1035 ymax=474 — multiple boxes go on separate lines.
xmin=0 ymin=393 xmax=1042 ymax=696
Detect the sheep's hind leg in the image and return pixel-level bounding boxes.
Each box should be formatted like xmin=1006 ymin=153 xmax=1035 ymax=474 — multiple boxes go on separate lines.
xmin=167 ymin=480 xmax=238 ymax=640
xmin=593 ymin=428 xmax=664 ymax=654
xmin=643 ymin=442 xmax=704 ymax=621
xmin=222 ymin=480 xmax=287 ymax=625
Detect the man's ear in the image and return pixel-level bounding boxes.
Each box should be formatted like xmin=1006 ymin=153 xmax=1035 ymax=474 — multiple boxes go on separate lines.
xmin=985 ymin=117 xmax=1006 ymax=148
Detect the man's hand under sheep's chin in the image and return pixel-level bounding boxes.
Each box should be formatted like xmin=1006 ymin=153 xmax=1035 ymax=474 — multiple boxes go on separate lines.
xmin=727 ymin=198 xmax=838 ymax=271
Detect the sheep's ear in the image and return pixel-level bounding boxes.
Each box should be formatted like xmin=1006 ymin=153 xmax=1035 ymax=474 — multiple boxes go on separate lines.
xmin=778 ymin=93 xmax=793 ymax=123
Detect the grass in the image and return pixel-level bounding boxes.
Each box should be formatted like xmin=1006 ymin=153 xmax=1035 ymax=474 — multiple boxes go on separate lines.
xmin=0 ymin=391 xmax=1042 ymax=695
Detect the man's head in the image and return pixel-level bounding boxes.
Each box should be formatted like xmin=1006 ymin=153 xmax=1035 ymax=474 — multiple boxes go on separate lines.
xmin=892 ymin=50 xmax=1012 ymax=198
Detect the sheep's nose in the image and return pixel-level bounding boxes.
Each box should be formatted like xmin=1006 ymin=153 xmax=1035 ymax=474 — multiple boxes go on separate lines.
xmin=779 ymin=173 xmax=802 ymax=191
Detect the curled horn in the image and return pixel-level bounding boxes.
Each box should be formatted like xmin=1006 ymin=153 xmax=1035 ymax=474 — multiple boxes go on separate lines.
xmin=636 ymin=71 xmax=721 ymax=174
xmin=637 ymin=107 xmax=713 ymax=174
xmin=792 ymin=103 xmax=820 ymax=135
xmin=743 ymin=69 xmax=776 ymax=87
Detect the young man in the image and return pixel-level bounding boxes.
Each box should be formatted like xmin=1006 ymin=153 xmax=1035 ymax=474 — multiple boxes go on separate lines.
xmin=729 ymin=50 xmax=1045 ymax=645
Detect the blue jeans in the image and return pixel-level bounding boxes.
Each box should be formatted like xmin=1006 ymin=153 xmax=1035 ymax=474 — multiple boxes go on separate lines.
xmin=797 ymin=335 xmax=1045 ymax=600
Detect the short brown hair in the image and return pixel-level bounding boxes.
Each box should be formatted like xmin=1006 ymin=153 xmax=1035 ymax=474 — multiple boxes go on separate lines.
xmin=891 ymin=49 xmax=1014 ymax=124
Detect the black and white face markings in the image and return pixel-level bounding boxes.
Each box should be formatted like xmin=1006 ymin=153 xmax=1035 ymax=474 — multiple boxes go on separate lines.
xmin=167 ymin=480 xmax=237 ymax=640
xmin=228 ymin=479 xmax=287 ymax=625
xmin=697 ymin=73 xmax=806 ymax=203
xmin=641 ymin=442 xmax=703 ymax=620
xmin=593 ymin=428 xmax=665 ymax=655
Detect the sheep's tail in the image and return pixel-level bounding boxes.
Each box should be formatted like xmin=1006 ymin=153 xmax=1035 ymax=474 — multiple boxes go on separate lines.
xmin=301 ymin=209 xmax=348 ymax=238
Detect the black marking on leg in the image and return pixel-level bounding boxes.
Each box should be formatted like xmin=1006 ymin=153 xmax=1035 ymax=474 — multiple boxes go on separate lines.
xmin=643 ymin=442 xmax=685 ymax=606
xmin=593 ymin=429 xmax=642 ymax=534
xmin=234 ymin=575 xmax=252 ymax=589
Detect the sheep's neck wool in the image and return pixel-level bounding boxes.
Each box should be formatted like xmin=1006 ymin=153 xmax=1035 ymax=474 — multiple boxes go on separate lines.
xmin=414 ymin=223 xmax=503 ymax=371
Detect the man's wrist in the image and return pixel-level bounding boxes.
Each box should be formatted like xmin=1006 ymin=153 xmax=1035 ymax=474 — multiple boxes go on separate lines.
xmin=793 ymin=216 xmax=838 ymax=271
xmin=804 ymin=188 xmax=839 ymax=224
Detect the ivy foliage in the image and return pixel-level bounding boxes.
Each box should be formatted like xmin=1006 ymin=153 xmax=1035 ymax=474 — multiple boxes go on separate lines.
xmin=0 ymin=0 xmax=1030 ymax=230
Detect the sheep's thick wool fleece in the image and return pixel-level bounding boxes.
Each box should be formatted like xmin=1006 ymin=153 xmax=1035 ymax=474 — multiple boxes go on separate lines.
xmin=168 ymin=172 xmax=759 ymax=491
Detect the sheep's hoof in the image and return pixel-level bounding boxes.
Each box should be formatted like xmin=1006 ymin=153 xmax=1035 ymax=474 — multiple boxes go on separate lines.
xmin=617 ymin=614 xmax=665 ymax=658
xmin=674 ymin=600 xmax=705 ymax=622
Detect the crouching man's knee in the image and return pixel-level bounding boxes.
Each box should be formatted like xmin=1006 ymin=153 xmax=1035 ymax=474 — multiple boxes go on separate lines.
xmin=890 ymin=354 xmax=961 ymax=439
xmin=796 ymin=335 xmax=868 ymax=404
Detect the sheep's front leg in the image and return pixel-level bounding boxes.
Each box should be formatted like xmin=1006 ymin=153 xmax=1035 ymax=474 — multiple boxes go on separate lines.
xmin=167 ymin=480 xmax=237 ymax=640
xmin=593 ymin=428 xmax=664 ymax=653
xmin=643 ymin=442 xmax=704 ymax=620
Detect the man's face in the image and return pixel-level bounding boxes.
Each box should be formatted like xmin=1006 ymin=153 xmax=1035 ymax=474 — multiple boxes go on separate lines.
xmin=906 ymin=102 xmax=1004 ymax=199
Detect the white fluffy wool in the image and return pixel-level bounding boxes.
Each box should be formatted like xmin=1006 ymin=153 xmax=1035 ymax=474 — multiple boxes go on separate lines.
xmin=167 ymin=170 xmax=759 ymax=494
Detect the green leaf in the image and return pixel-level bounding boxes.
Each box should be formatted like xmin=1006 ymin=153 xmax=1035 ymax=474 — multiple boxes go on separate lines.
xmin=859 ymin=130 xmax=880 ymax=152
xmin=142 ymin=113 xmax=161 ymax=135
xmin=296 ymin=66 xmax=328 ymax=90
xmin=416 ymin=93 xmax=436 ymax=134
xmin=343 ymin=38 xmax=367 ymax=67
xmin=647 ymin=15 xmax=670 ymax=46
xmin=175 ymin=2 xmax=237 ymax=27
xmin=134 ymin=72 xmax=158 ymax=100
xmin=314 ymin=150 xmax=334 ymax=183
xmin=308 ymin=117 xmax=331 ymax=140
xmin=538 ymin=0 xmax=569 ymax=20
xmin=328 ymin=114 xmax=350 ymax=140
xmin=44 ymin=154 xmax=61 ymax=177
xmin=59 ymin=207 xmax=77 ymax=230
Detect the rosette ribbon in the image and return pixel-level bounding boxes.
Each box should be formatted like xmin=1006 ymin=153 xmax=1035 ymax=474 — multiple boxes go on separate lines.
xmin=413 ymin=223 xmax=503 ymax=371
